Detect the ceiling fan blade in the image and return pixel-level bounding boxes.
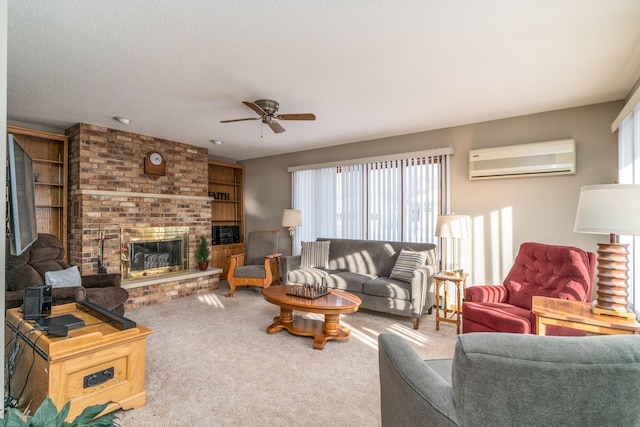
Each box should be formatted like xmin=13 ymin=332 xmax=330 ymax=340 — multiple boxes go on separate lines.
xmin=278 ymin=113 xmax=316 ymax=121
xmin=242 ymin=101 xmax=267 ymax=116
xmin=268 ymin=121 xmax=286 ymax=134
xmin=220 ymin=117 xmax=260 ymax=123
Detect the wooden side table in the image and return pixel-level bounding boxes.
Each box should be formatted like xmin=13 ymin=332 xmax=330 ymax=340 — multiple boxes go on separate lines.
xmin=434 ymin=272 xmax=469 ymax=334
xmin=532 ymin=296 xmax=640 ymax=335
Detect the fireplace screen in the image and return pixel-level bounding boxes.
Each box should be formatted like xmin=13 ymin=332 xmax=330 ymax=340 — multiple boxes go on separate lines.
xmin=121 ymin=226 xmax=189 ymax=281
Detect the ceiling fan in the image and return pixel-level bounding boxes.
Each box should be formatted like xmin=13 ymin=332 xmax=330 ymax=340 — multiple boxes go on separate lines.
xmin=220 ymin=99 xmax=316 ymax=134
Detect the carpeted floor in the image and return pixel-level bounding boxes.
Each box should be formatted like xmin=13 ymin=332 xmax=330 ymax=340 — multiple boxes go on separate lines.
xmin=115 ymin=282 xmax=458 ymax=426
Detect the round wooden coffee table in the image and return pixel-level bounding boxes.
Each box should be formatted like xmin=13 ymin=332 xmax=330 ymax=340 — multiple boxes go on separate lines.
xmin=262 ymin=285 xmax=361 ymax=350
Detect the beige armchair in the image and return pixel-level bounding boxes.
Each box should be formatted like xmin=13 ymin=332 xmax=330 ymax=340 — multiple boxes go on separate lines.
xmin=226 ymin=230 xmax=282 ymax=297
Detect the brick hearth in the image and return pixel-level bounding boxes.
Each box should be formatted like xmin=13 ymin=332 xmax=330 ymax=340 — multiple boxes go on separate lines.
xmin=65 ymin=123 xmax=218 ymax=308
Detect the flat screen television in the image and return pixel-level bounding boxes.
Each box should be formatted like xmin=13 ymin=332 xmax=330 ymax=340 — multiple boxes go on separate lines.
xmin=7 ymin=133 xmax=38 ymax=256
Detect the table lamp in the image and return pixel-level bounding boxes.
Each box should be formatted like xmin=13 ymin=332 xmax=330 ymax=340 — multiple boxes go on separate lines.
xmin=573 ymin=184 xmax=640 ymax=318
xmin=282 ymin=209 xmax=302 ymax=255
xmin=435 ymin=214 xmax=471 ymax=272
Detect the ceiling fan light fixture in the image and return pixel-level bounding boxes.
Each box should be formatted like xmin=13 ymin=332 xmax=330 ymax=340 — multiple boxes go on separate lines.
xmin=255 ymin=99 xmax=279 ymax=115
xmin=220 ymin=99 xmax=316 ymax=134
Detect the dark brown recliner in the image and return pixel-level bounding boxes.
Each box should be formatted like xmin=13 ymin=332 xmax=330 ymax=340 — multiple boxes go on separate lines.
xmin=5 ymin=233 xmax=129 ymax=314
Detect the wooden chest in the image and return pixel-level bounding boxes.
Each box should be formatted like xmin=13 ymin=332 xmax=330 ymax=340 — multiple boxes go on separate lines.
xmin=5 ymin=303 xmax=152 ymax=420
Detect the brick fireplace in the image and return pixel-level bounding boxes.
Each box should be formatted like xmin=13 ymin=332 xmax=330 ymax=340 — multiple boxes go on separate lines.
xmin=66 ymin=123 xmax=218 ymax=308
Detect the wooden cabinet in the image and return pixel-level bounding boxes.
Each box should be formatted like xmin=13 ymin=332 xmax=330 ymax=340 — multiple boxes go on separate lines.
xmin=5 ymin=304 xmax=152 ymax=421
xmin=208 ymin=159 xmax=245 ymax=278
xmin=7 ymin=126 xmax=68 ymax=253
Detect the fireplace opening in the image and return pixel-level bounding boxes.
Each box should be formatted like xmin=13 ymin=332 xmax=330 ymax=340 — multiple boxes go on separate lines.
xmin=121 ymin=226 xmax=189 ymax=281
xmin=131 ymin=240 xmax=182 ymax=271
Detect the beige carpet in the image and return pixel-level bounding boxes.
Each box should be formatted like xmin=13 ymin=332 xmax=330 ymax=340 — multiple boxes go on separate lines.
xmin=115 ymin=282 xmax=458 ymax=426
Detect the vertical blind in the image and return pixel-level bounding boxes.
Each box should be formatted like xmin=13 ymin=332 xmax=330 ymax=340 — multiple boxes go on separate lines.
xmin=618 ymin=102 xmax=640 ymax=318
xmin=291 ymin=152 xmax=450 ymax=253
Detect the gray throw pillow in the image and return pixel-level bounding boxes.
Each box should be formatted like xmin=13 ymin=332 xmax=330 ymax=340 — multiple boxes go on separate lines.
xmin=44 ymin=265 xmax=82 ymax=288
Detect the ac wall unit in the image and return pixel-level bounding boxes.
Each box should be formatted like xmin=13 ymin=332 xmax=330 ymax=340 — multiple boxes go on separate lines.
xmin=469 ymin=139 xmax=576 ymax=180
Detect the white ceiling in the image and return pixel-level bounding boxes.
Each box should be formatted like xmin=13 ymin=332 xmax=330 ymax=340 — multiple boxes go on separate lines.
xmin=7 ymin=1 xmax=640 ymax=161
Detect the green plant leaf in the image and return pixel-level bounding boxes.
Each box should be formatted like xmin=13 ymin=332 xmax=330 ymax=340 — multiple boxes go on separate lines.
xmin=31 ymin=397 xmax=65 ymax=427
xmin=196 ymin=234 xmax=211 ymax=261
xmin=67 ymin=402 xmax=111 ymax=427
xmin=3 ymin=407 xmax=29 ymax=427
xmin=2 ymin=398 xmax=119 ymax=427
xmin=53 ymin=400 xmax=70 ymax=427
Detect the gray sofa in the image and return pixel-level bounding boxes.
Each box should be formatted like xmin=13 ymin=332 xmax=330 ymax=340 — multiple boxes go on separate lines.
xmin=378 ymin=332 xmax=640 ymax=427
xmin=282 ymin=238 xmax=437 ymax=328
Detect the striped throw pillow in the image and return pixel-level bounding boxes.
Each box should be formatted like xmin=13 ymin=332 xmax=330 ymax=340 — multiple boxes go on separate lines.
xmin=300 ymin=241 xmax=330 ymax=269
xmin=389 ymin=249 xmax=428 ymax=282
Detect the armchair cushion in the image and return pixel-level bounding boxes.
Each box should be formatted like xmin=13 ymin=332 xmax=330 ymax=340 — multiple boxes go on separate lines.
xmin=246 ymin=231 xmax=279 ymax=265
xmin=462 ymin=302 xmax=532 ymax=334
xmin=45 ymin=265 xmax=82 ymax=288
xmin=31 ymin=259 xmax=69 ymax=279
xmin=300 ymin=241 xmax=330 ymax=269
xmin=232 ymin=265 xmax=267 ymax=279
xmin=52 ymin=286 xmax=87 ymax=306
xmin=503 ymin=242 xmax=595 ymax=310
xmin=81 ymin=273 xmax=122 ymax=288
xmin=6 ymin=264 xmax=44 ymax=291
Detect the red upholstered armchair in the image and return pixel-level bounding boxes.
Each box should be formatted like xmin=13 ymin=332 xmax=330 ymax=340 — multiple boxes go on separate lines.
xmin=462 ymin=242 xmax=596 ymax=335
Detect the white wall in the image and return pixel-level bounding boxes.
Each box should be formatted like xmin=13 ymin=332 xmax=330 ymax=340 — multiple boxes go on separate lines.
xmin=242 ymin=101 xmax=622 ymax=286
xmin=451 ymin=103 xmax=619 ymax=284
xmin=2 ymin=0 xmax=8 ymax=415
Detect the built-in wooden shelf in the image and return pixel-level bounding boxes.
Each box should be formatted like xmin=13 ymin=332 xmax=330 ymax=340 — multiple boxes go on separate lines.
xmin=7 ymin=125 xmax=68 ymax=254
xmin=208 ymin=159 xmax=245 ymax=279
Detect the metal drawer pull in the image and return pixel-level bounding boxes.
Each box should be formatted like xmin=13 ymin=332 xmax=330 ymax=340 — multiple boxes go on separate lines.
xmin=83 ymin=367 xmax=114 ymax=388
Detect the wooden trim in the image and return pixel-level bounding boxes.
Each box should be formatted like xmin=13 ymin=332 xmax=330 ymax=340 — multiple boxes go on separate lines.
xmin=7 ymin=125 xmax=68 ymax=141
xmin=208 ymin=158 xmax=244 ymax=169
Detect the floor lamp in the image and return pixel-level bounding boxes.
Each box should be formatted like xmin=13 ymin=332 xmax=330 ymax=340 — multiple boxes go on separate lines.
xmin=574 ymin=184 xmax=640 ymax=319
xmin=435 ymin=214 xmax=471 ymax=273
xmin=282 ymin=209 xmax=302 ymax=256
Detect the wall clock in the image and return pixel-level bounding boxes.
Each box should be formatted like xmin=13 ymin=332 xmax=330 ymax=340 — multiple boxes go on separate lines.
xmin=144 ymin=151 xmax=166 ymax=178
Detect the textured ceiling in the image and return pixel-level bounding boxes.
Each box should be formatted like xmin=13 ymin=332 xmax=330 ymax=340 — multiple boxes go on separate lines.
xmin=7 ymin=1 xmax=640 ymax=161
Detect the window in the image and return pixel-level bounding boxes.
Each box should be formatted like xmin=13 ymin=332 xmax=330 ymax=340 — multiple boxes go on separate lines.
xmin=291 ymin=150 xmax=451 ymax=253
xmin=618 ymin=102 xmax=640 ymax=317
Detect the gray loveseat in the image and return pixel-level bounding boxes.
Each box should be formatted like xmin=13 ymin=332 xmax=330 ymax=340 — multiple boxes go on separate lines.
xmin=282 ymin=238 xmax=437 ymax=328
xmin=378 ymin=332 xmax=640 ymax=427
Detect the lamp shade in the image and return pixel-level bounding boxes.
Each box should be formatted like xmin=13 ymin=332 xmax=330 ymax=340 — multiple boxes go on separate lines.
xmin=282 ymin=209 xmax=302 ymax=227
xmin=574 ymin=184 xmax=640 ymax=236
xmin=435 ymin=215 xmax=471 ymax=239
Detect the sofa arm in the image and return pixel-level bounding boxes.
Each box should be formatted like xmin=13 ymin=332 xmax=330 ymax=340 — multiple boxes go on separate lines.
xmin=410 ymin=265 xmax=437 ymax=315
xmin=281 ymin=255 xmax=301 ymax=284
xmin=81 ymin=273 xmax=122 ymax=289
xmin=378 ymin=334 xmax=459 ymax=427
xmin=465 ymin=285 xmax=508 ymax=303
